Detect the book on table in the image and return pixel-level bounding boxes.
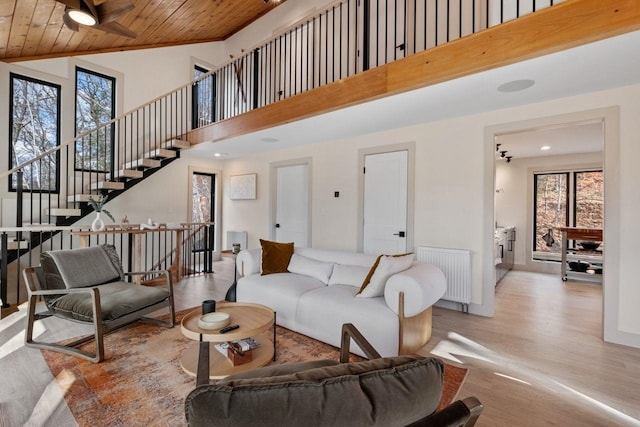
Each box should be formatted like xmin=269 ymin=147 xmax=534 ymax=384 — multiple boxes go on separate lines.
xmin=214 ymin=337 xmax=261 ymax=356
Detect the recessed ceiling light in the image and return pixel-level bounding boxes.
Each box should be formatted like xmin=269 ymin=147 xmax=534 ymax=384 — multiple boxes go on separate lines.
xmin=213 ymin=152 xmax=227 ymax=157
xmin=261 ymin=137 xmax=279 ymax=143
xmin=497 ymin=79 xmax=535 ymax=93
xmin=540 ymin=146 xmax=551 ymax=151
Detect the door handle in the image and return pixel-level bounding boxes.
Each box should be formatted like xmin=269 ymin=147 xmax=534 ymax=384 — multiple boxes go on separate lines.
xmin=393 ymin=231 xmax=406 ymax=238
xmin=275 ymin=224 xmax=280 ymax=228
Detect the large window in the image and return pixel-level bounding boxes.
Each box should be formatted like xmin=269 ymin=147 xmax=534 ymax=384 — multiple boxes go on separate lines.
xmin=192 ymin=65 xmax=216 ymax=129
xmin=75 ymin=67 xmax=115 ymax=172
xmin=9 ymin=73 xmax=61 ymax=192
xmin=534 ymin=169 xmax=603 ymax=253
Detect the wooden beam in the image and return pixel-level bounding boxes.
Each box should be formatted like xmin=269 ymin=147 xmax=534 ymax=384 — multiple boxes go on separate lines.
xmin=188 ymin=0 xmax=640 ymax=145
xmin=188 ymin=67 xmax=388 ymax=144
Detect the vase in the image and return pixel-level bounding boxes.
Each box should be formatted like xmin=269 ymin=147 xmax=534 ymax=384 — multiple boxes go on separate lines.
xmin=91 ymin=212 xmax=105 ymax=231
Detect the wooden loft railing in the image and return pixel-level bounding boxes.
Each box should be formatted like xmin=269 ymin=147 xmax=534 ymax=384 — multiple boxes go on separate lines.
xmin=189 ymin=0 xmax=640 ymax=145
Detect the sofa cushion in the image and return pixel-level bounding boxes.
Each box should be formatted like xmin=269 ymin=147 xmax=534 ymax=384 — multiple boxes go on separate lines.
xmin=237 ymin=272 xmax=325 ymax=330
xmin=48 ymin=281 xmax=170 ymax=322
xmin=328 ymin=264 xmax=370 ymax=287
xmin=296 ymin=285 xmax=399 ymax=357
xmin=287 ymin=254 xmax=334 ymax=284
xmin=41 ymin=245 xmax=122 ymax=289
xmin=358 ymin=253 xmax=414 ymax=298
xmin=185 ymin=356 xmax=444 ymax=427
xmin=260 ymin=239 xmax=294 ymax=275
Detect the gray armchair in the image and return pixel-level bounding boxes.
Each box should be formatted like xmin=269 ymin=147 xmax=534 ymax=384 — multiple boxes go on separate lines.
xmin=185 ymin=324 xmax=482 ymax=427
xmin=23 ymin=244 xmax=175 ymax=363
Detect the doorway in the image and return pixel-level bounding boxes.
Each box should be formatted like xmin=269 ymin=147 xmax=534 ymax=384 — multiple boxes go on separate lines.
xmin=485 ymin=107 xmax=620 ymax=340
xmin=270 ymin=159 xmax=312 ymax=247
xmin=494 ymin=120 xmax=604 ymax=276
xmin=188 ymin=166 xmax=222 ymax=262
xmin=358 ymin=143 xmax=415 ymax=254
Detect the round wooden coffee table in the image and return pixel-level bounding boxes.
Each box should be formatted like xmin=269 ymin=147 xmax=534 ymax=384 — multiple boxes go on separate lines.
xmin=180 ymin=302 xmax=275 ymax=380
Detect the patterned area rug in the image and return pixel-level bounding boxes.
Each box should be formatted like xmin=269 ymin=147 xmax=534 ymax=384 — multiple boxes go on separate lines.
xmin=43 ymin=309 xmax=467 ymax=426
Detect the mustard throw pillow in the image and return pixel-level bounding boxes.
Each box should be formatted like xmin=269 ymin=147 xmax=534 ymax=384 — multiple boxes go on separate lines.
xmin=357 ymin=253 xmax=414 ymax=298
xmin=260 ymin=239 xmax=294 ymax=275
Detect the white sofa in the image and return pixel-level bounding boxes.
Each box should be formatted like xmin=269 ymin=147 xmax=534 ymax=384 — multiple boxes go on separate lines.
xmin=236 ymin=247 xmax=446 ymax=357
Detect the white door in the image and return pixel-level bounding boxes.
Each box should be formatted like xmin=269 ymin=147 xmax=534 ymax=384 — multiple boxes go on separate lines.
xmin=275 ymin=164 xmax=309 ymax=247
xmin=363 ymin=150 xmax=408 ymax=254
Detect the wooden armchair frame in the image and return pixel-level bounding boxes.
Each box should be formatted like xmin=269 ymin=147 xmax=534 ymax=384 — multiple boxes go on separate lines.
xmin=23 ymin=267 xmax=175 ymax=363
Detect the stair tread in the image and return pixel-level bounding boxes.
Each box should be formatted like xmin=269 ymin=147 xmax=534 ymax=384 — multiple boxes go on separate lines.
xmin=123 ymin=158 xmax=162 ymax=169
xmin=45 ymin=208 xmax=82 ymax=216
xmin=67 ymin=194 xmax=97 ymax=203
xmin=166 ymin=138 xmax=190 ymax=149
xmin=85 ymin=181 xmax=125 ymax=190
xmin=147 ymin=148 xmax=177 ymax=159
xmin=109 ymin=169 xmax=144 ymax=180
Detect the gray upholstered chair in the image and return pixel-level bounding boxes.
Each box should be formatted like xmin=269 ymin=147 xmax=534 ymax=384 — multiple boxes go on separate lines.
xmin=185 ymin=324 xmax=482 ymax=427
xmin=23 ymin=244 xmax=175 ymax=363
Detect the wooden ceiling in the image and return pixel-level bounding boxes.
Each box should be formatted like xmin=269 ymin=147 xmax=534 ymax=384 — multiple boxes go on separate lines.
xmin=0 ymin=0 xmax=286 ymax=62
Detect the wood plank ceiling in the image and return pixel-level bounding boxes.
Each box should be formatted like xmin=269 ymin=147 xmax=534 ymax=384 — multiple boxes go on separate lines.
xmin=0 ymin=0 xmax=286 ymax=62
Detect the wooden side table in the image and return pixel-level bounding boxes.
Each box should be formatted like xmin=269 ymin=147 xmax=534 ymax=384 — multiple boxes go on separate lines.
xmin=180 ymin=302 xmax=276 ymax=383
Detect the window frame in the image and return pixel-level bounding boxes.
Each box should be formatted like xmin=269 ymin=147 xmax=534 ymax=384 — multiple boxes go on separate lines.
xmin=573 ymin=170 xmax=604 ymax=229
xmin=192 ymin=65 xmax=217 ymax=129
xmin=532 ymin=168 xmax=603 ymax=254
xmin=8 ymin=72 xmax=62 ymax=193
xmin=74 ymin=66 xmax=117 ymax=173
xmin=532 ymin=171 xmax=569 ymax=253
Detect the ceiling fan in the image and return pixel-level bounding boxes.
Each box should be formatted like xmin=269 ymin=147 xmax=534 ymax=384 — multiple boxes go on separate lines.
xmin=59 ymin=0 xmax=137 ymax=38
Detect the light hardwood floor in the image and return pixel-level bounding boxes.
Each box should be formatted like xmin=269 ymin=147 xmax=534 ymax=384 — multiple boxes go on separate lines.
xmin=1 ymin=259 xmax=639 ymax=426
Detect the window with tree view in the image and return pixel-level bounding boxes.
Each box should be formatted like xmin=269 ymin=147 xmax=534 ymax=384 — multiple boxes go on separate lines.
xmin=192 ymin=65 xmax=216 ymax=129
xmin=534 ymin=170 xmax=603 ymax=253
xmin=9 ymin=73 xmax=60 ymax=192
xmin=75 ymin=67 xmax=115 ymax=172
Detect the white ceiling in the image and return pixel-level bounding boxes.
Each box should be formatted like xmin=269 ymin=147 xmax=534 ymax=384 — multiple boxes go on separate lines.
xmin=184 ymin=29 xmax=640 ymax=160
xmin=495 ymin=121 xmax=603 ymax=160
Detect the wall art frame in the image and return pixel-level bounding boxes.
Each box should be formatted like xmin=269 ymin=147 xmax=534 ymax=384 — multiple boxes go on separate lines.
xmin=229 ymin=173 xmax=257 ymax=200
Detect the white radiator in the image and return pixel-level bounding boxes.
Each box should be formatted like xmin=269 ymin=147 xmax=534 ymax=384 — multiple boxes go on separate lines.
xmin=417 ymin=246 xmax=472 ymax=305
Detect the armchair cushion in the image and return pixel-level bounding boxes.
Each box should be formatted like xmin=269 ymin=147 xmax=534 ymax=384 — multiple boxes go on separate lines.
xmin=185 ymin=356 xmax=444 ymax=427
xmin=41 ymin=245 xmax=123 ymax=289
xmin=48 ymin=281 xmax=171 ymax=322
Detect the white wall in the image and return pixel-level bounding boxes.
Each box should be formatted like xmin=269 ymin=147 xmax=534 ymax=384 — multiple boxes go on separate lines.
xmin=495 ymin=152 xmax=603 ymax=269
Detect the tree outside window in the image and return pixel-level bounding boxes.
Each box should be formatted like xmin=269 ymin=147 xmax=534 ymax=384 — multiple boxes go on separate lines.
xmin=9 ymin=73 xmax=60 ymax=192
xmin=575 ymin=171 xmax=603 ymax=229
xmin=75 ymin=67 xmax=115 ymax=172
xmin=192 ymin=65 xmax=216 ymax=129
xmin=534 ymin=170 xmax=603 ymax=253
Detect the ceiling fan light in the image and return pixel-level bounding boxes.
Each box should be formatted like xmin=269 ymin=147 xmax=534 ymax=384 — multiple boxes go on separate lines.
xmin=68 ymin=9 xmax=97 ymax=26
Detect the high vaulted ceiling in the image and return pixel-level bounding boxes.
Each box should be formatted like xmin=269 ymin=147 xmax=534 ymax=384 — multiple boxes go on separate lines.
xmin=0 ymin=0 xmax=286 ymax=62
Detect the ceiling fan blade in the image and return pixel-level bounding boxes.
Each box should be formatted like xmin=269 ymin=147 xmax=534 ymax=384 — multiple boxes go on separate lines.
xmin=62 ymin=9 xmax=80 ymax=32
xmin=56 ymin=0 xmax=83 ymax=9
xmin=95 ymin=21 xmax=137 ymax=38
xmin=81 ymin=0 xmax=100 ymax=21
xmin=96 ymin=0 xmax=135 ymax=24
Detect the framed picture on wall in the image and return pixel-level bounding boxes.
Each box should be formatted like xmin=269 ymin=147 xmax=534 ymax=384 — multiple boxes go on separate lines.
xmin=229 ymin=173 xmax=257 ymax=200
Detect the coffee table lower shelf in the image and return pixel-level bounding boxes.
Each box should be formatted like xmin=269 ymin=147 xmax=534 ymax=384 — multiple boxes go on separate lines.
xmin=180 ymin=335 xmax=274 ymax=379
